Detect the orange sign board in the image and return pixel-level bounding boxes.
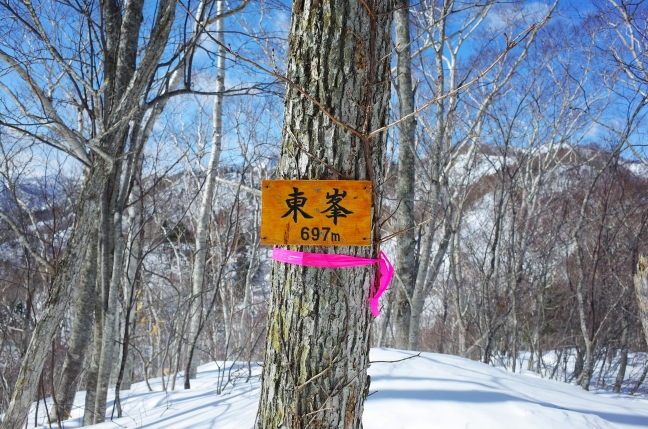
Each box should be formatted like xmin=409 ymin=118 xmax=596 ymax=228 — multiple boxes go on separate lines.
xmin=261 ymin=180 xmax=372 ymax=246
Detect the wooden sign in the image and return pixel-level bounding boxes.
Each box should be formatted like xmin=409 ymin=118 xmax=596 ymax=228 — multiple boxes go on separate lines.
xmin=261 ymin=180 xmax=372 ymax=246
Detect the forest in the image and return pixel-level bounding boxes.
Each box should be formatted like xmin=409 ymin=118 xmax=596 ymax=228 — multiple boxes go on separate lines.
xmin=0 ymin=0 xmax=648 ymax=428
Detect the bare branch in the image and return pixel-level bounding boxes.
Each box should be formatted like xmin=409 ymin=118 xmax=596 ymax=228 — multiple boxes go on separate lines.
xmin=0 ymin=209 xmax=55 ymax=273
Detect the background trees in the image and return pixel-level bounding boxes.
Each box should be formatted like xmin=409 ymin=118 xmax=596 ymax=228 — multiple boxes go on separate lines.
xmin=378 ymin=0 xmax=648 ymax=392
xmin=0 ymin=0 xmax=648 ymax=427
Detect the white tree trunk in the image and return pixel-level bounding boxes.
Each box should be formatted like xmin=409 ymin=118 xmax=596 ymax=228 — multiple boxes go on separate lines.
xmin=238 ymin=198 xmax=261 ymax=350
xmin=393 ymin=0 xmax=417 ymax=350
xmin=186 ymin=0 xmax=226 ymax=382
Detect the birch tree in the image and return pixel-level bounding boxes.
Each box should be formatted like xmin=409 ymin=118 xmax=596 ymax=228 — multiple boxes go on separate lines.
xmin=0 ymin=0 xmax=249 ymax=424
xmin=587 ymin=0 xmax=648 ymax=168
xmin=391 ymin=0 xmax=555 ymax=350
xmin=392 ymin=0 xmax=418 ymax=350
xmin=185 ymin=0 xmax=227 ymax=384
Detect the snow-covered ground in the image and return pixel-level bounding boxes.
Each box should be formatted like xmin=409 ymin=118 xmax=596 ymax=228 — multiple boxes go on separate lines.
xmin=24 ymin=348 xmax=648 ymax=429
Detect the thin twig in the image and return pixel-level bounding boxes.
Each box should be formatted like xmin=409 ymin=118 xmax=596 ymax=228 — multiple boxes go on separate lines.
xmin=370 ymin=352 xmax=421 ymax=364
xmin=369 ymin=20 xmax=549 ymax=138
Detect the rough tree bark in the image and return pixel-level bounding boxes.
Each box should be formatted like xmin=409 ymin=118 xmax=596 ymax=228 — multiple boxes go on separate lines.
xmin=635 ymin=255 xmax=648 ymax=347
xmin=52 ymin=223 xmax=99 ymax=421
xmin=254 ymin=0 xmax=392 ymax=427
xmin=82 ymin=268 xmax=105 ymax=426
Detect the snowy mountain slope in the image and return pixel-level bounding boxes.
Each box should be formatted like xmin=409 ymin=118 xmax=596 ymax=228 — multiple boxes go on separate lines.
xmin=21 ymin=348 xmax=648 ymax=429
xmin=365 ymin=349 xmax=648 ymax=429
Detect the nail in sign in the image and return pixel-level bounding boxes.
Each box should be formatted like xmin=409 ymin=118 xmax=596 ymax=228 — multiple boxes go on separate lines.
xmin=261 ymin=180 xmax=372 ymax=246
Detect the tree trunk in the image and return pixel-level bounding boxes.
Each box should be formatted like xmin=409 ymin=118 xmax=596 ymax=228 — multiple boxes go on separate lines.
xmin=575 ymin=256 xmax=594 ymax=390
xmin=186 ymin=0 xmax=226 ymax=383
xmin=613 ymin=320 xmax=628 ymax=393
xmin=92 ymin=166 xmax=127 ymax=424
xmin=450 ymin=232 xmax=468 ymax=356
xmin=82 ymin=269 xmax=105 ymax=426
xmin=409 ymin=220 xmax=451 ymax=350
xmin=376 ymin=289 xmax=394 ymax=347
xmin=510 ymin=282 xmax=518 ymax=373
xmin=394 ymin=0 xmax=452 ymax=352
xmin=109 ymin=142 xmax=146 ymax=396
xmin=1 ymin=165 xmax=110 ymax=429
xmin=635 ymin=256 xmax=648 ymax=347
xmin=255 ymin=0 xmax=392 ymax=427
xmin=116 ymin=154 xmax=145 ymax=393
xmin=238 ymin=199 xmax=260 ymax=350
xmin=393 ymin=0 xmax=417 ymax=351
xmin=52 ymin=223 xmax=99 ymax=421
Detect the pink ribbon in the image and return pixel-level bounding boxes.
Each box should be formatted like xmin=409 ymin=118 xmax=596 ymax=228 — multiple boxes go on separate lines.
xmin=272 ymin=248 xmax=393 ymax=317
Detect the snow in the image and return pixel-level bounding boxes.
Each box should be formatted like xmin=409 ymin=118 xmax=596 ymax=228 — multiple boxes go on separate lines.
xmin=625 ymin=161 xmax=648 ymax=179
xmin=449 ymin=152 xmax=518 ymax=187
xmin=24 ymin=348 xmax=648 ymax=429
xmin=365 ymin=350 xmax=648 ymax=429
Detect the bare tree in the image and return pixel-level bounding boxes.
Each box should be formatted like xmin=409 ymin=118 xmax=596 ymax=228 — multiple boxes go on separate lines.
xmin=0 ymin=0 xmax=222 ymax=424
xmin=185 ymin=0 xmax=227 ymax=384
xmin=392 ymin=0 xmax=556 ymax=351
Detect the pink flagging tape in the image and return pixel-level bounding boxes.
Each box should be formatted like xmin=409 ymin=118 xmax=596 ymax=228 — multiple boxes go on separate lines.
xmin=272 ymin=248 xmax=393 ymax=317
